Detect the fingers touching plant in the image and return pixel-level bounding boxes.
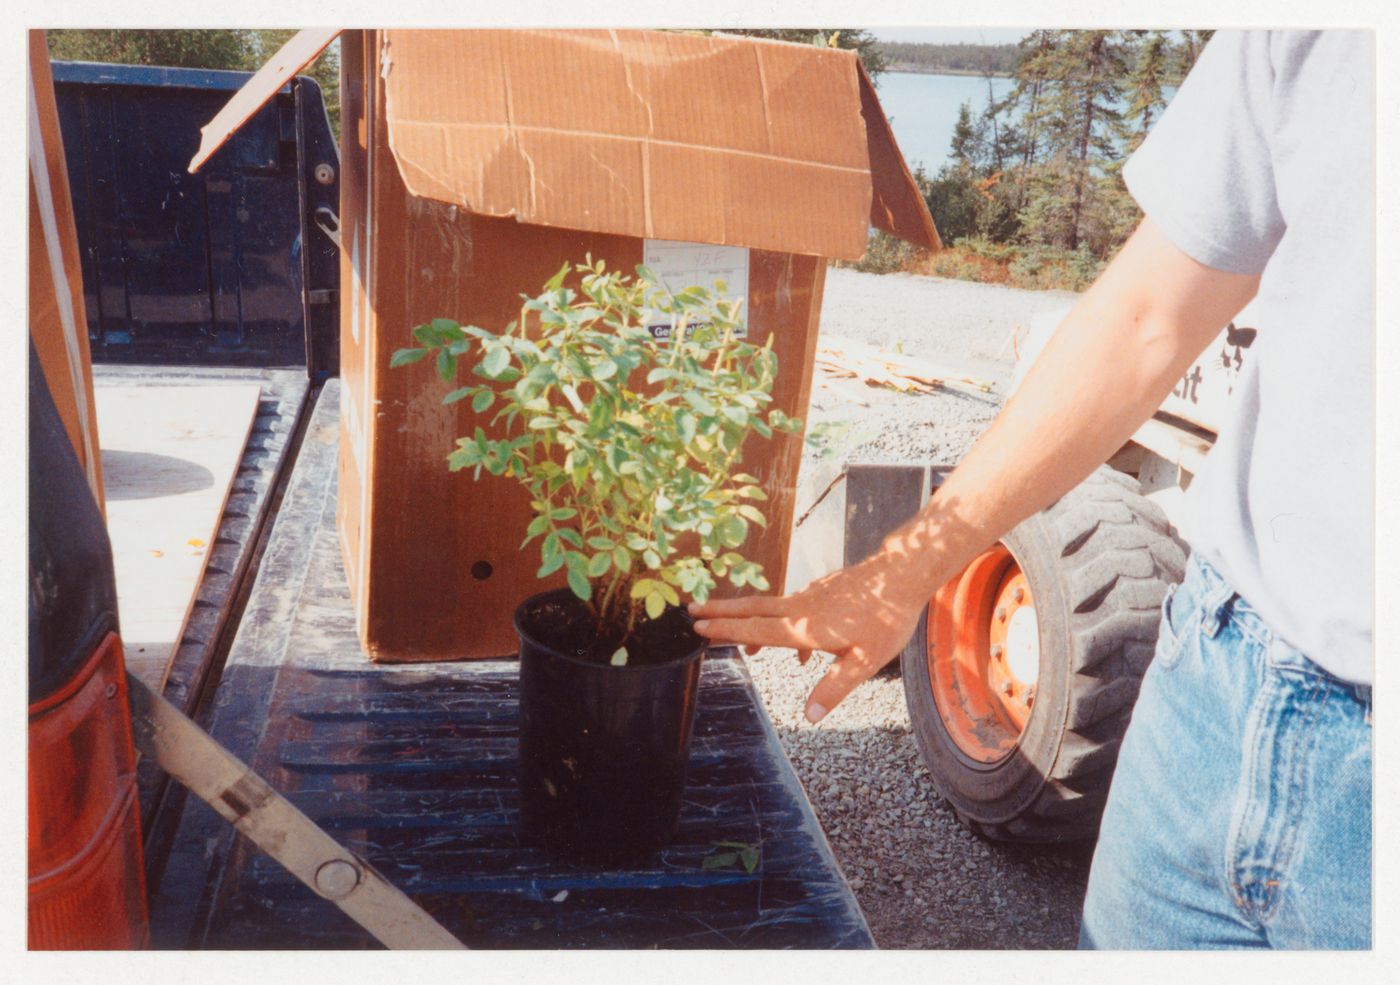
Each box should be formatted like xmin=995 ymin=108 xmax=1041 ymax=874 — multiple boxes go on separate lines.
xmin=392 ymin=257 xmax=801 ymax=663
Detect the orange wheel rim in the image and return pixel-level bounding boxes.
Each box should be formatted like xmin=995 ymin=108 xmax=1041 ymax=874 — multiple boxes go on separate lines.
xmin=926 ymin=543 xmax=1040 ymax=763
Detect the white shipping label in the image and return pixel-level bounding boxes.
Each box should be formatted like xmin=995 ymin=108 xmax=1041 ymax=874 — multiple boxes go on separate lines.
xmin=642 ymin=239 xmax=750 ymax=339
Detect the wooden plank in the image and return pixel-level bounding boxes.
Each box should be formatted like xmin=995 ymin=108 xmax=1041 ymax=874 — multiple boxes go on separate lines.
xmin=817 ymin=334 xmax=994 ymax=396
xmin=95 ymin=384 xmax=262 ymax=690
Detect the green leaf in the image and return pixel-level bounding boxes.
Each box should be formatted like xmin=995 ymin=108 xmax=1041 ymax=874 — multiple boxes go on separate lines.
xmin=610 ymin=647 xmax=629 ymax=667
xmin=643 ymin=549 xmax=661 ymax=570
xmin=544 ymin=261 xmax=571 ymax=293
xmin=587 ymin=552 xmax=612 ymax=577
xmin=436 ymin=348 xmax=457 ymax=382
xmin=630 ymin=578 xmax=658 ymax=600
xmin=483 ymin=346 xmax=511 ymax=377
xmin=702 ymin=852 xmax=738 ymax=871
xmin=557 ymin=528 xmax=583 ymax=548
xmin=645 ymin=591 xmax=665 ymax=620
xmin=567 ymin=566 xmax=592 ymax=601
xmin=739 ymin=847 xmax=759 ymax=873
xmin=430 ymin=317 xmax=464 ymax=341
xmin=592 ymin=357 xmax=618 ymax=381
xmin=390 ymin=347 xmax=429 ymax=368
xmin=683 ymin=391 xmax=716 ymax=416
xmin=537 ymin=553 xmax=564 ymax=578
xmin=721 ymin=405 xmax=748 ymax=425
xmin=587 ymin=536 xmax=616 ymax=551
xmin=612 ymin=546 xmax=631 ymax=572
xmin=471 ymin=389 xmax=494 ymax=413
xmin=677 ymin=412 xmax=697 ymax=445
xmin=542 ymin=531 xmax=562 ymax=562
xmin=719 ymin=515 xmax=748 ymax=548
xmin=737 ymin=504 xmax=767 ymax=527
xmin=443 ymin=386 xmax=473 ymax=405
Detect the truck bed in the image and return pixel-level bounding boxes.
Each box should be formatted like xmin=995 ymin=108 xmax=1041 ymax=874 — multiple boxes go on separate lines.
xmin=148 ymin=380 xmax=873 ymax=949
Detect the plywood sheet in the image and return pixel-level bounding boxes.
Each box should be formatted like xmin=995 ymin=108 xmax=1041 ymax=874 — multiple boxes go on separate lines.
xmin=96 ymin=384 xmax=262 ymax=689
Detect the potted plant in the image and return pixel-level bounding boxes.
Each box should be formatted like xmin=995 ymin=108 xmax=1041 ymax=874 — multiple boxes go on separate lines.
xmin=392 ymin=258 xmax=800 ymax=863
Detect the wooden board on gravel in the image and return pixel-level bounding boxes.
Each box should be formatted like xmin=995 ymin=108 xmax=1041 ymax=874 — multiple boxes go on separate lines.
xmin=95 ymin=384 xmax=262 ymax=690
xmin=816 ymin=335 xmax=994 ymax=396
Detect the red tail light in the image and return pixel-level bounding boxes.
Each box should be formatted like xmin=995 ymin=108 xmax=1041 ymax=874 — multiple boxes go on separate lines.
xmin=29 ymin=632 xmax=149 ymax=949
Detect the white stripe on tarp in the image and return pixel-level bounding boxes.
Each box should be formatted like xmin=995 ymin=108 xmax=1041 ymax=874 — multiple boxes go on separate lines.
xmin=29 ymin=69 xmax=99 ymax=492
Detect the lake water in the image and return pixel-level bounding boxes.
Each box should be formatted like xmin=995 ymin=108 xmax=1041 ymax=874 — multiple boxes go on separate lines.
xmin=877 ymin=71 xmax=1177 ymax=176
xmin=877 ymin=71 xmax=1016 ymax=174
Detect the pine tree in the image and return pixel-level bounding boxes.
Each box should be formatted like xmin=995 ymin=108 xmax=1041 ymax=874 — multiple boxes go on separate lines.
xmin=949 ymin=101 xmax=981 ymax=170
xmin=1125 ymin=30 xmax=1171 ymax=152
xmin=1009 ymin=30 xmax=1060 ymax=170
xmin=1019 ymin=31 xmax=1130 ymax=251
xmin=1175 ymin=30 xmax=1215 ymax=80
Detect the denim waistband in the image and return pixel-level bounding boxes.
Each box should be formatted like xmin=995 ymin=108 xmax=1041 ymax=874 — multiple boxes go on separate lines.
xmin=1183 ymin=553 xmax=1372 ymax=708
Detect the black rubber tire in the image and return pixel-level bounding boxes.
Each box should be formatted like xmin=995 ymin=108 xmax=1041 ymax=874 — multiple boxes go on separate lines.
xmin=901 ymin=465 xmax=1186 ymax=843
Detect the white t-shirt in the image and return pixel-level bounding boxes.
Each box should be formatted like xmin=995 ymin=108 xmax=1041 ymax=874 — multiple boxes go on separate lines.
xmin=1123 ymin=30 xmax=1374 ymax=684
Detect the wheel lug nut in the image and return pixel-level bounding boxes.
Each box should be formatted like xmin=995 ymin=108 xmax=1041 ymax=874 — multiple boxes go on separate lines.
xmin=996 ymin=606 xmax=1008 ymax=622
xmin=1013 ymin=587 xmax=1025 ymax=603
xmin=999 ymin=681 xmax=1012 ymax=695
xmin=990 ymin=644 xmax=1004 ymax=659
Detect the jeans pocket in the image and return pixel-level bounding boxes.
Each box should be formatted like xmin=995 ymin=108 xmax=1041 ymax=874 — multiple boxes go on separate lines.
xmin=1152 ymin=581 xmax=1190 ymax=671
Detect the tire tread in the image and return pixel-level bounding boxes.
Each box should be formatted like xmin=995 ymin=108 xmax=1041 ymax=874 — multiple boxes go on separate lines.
xmin=906 ymin=464 xmax=1186 ymax=844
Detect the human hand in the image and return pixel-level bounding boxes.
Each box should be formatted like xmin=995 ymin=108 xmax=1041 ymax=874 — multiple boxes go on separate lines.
xmin=689 ymin=550 xmax=936 ymax=723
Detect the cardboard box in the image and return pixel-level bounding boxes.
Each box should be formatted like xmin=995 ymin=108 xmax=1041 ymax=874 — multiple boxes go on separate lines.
xmin=29 ymin=30 xmax=104 ymax=512
xmin=193 ymin=29 xmax=939 ymax=660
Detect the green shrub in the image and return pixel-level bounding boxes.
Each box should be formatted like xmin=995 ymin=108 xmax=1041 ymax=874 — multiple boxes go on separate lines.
xmin=392 ymin=259 xmax=801 ymax=658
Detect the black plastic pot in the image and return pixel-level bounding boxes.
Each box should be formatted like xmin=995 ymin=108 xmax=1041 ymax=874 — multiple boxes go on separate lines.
xmin=514 ymin=588 xmax=706 ymax=864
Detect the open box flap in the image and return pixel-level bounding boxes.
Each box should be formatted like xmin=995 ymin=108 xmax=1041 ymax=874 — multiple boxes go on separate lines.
xmin=189 ymin=29 xmax=340 ymax=173
xmin=857 ymin=63 xmax=942 ymax=251
xmin=191 ymin=28 xmax=939 ymax=260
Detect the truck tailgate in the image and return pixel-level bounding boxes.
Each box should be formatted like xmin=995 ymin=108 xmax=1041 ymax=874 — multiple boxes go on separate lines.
xmin=148 ymin=380 xmax=872 ymax=949
xmin=94 ymin=365 xmax=310 ymax=841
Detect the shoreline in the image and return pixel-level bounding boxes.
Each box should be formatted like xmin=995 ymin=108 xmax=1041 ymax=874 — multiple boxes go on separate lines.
xmin=883 ymin=66 xmax=1015 ymax=79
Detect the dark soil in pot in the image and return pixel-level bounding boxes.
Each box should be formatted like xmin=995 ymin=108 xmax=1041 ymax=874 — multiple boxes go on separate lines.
xmin=514 ymin=587 xmax=706 ymax=865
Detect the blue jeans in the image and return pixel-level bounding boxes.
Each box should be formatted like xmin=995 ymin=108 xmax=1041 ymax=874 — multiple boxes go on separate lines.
xmin=1079 ymin=554 xmax=1372 ymax=949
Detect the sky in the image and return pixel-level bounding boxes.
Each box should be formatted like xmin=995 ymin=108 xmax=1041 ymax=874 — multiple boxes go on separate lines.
xmin=873 ymin=28 xmax=1029 ymax=46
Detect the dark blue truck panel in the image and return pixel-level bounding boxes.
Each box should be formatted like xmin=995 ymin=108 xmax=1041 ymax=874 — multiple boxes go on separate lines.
xmin=53 ymin=61 xmax=339 ymax=381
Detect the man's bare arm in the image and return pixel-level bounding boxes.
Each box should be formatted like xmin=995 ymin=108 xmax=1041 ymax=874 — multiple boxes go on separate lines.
xmin=690 ymin=218 xmax=1260 ymax=722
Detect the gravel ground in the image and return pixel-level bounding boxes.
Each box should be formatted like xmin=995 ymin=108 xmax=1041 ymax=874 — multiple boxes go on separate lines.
xmin=752 ymin=268 xmax=1093 ymax=948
